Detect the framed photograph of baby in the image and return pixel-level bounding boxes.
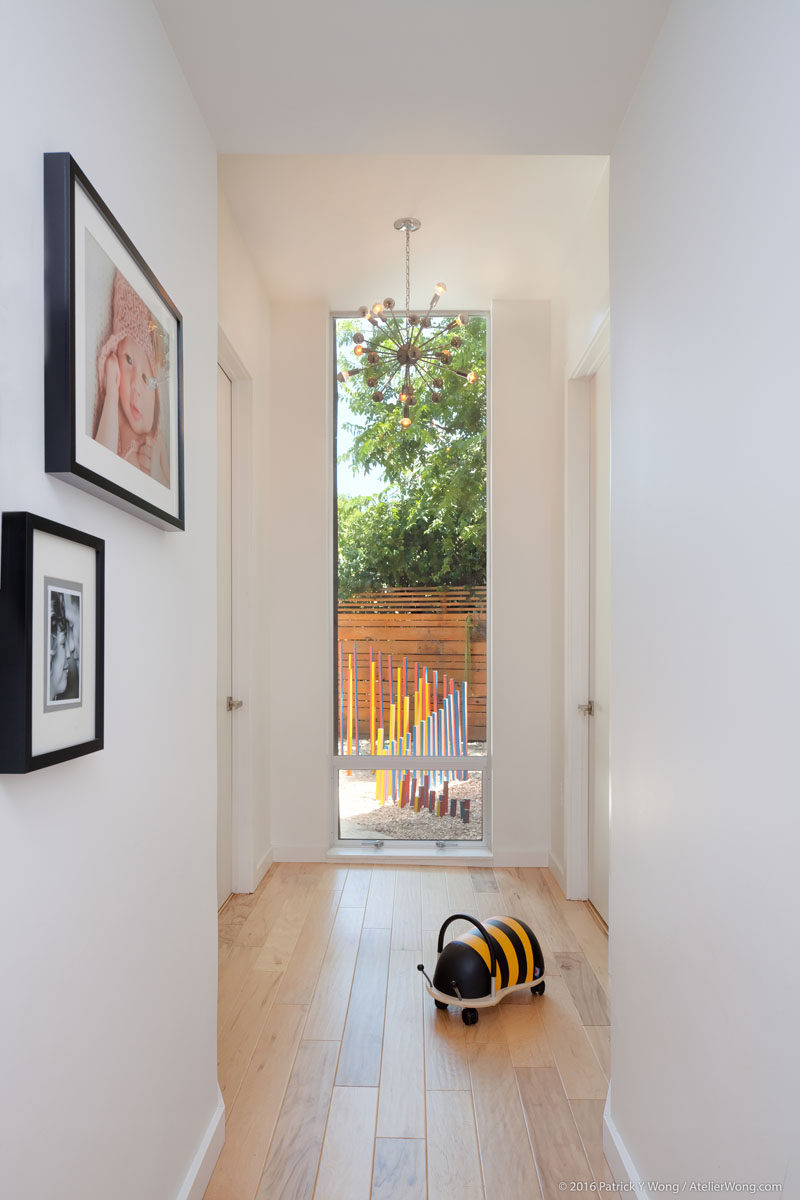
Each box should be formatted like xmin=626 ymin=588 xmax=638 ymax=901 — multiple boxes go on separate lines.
xmin=44 ymin=153 xmax=184 ymax=531
xmin=0 ymin=512 xmax=104 ymax=774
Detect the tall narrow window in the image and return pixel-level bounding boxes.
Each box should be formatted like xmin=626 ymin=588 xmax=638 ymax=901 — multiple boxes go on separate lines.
xmin=333 ymin=313 xmax=488 ymax=844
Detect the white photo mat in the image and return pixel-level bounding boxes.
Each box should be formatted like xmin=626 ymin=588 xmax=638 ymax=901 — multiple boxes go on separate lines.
xmin=31 ymin=530 xmax=97 ymax=757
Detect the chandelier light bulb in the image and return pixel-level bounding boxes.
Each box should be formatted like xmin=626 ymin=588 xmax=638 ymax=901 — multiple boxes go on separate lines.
xmin=354 ymin=345 xmax=365 ymax=357
xmin=467 ymin=370 xmax=478 ymax=384
xmin=400 ymin=404 xmax=412 ymax=429
xmin=372 ymin=302 xmax=383 ymax=315
xmin=435 ymin=282 xmax=446 ymax=295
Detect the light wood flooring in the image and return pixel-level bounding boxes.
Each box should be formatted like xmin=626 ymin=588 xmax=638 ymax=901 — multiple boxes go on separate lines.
xmin=206 ymin=864 xmax=613 ymax=1200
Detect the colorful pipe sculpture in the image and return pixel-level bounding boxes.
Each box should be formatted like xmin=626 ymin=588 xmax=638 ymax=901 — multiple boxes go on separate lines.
xmin=337 ymin=640 xmax=473 ymax=822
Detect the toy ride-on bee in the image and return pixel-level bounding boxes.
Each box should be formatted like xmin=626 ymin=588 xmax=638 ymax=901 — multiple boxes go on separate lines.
xmin=417 ymin=912 xmax=545 ymax=1025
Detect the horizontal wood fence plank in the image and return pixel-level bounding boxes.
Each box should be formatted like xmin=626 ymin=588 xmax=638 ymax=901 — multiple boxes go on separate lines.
xmin=339 ymin=587 xmax=486 ymax=610
xmin=338 ymin=614 xmax=485 ymax=626
xmin=336 ymin=589 xmax=488 ymax=740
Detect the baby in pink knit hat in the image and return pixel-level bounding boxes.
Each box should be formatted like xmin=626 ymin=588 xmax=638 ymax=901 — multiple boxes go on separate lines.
xmin=94 ymin=269 xmax=170 ymax=486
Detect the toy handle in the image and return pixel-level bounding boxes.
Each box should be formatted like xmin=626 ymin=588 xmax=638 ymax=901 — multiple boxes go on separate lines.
xmin=436 ymin=913 xmax=497 ymax=981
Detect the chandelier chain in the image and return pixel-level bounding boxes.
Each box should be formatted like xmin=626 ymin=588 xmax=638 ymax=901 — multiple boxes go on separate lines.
xmin=405 ymin=227 xmax=411 ymax=327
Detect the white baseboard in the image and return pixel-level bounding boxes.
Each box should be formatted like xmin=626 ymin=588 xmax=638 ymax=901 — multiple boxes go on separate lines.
xmin=326 ymin=845 xmax=494 ymax=866
xmin=274 ymin=844 xmax=547 ymax=867
xmin=175 ymin=1086 xmax=225 ymax=1200
xmin=603 ymin=1093 xmax=649 ymax=1199
xmin=492 ymin=847 xmax=549 ymax=867
xmin=548 ymin=852 xmax=566 ymax=893
xmin=273 ymin=844 xmax=327 ymax=862
xmin=255 ymin=847 xmax=274 ymax=886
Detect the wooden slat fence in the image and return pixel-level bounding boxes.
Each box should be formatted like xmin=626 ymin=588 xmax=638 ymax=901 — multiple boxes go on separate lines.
xmin=337 ymin=587 xmax=487 ymax=741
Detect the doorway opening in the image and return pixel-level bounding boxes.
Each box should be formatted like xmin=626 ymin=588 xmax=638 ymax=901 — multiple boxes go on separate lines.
xmin=588 ymin=358 xmax=610 ymax=924
xmin=217 ymin=362 xmax=233 ymax=906
xmin=216 ymin=332 xmax=256 ymax=903
xmin=563 ymin=318 xmax=610 ymax=921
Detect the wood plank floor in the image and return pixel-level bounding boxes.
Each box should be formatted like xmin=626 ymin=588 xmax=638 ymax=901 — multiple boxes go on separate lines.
xmin=205 ymin=864 xmax=612 ymax=1200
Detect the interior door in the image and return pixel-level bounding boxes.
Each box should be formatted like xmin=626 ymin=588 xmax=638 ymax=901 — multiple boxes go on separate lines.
xmin=589 ymin=358 xmax=611 ymax=923
xmin=217 ymin=365 xmax=233 ymax=908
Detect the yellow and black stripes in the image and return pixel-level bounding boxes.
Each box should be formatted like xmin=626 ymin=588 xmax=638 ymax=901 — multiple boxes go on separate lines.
xmin=431 ymin=912 xmax=545 ymax=1001
xmin=456 ymin=916 xmax=543 ymax=990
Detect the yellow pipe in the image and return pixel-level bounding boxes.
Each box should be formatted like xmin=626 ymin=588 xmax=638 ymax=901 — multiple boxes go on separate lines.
xmin=370 ymin=659 xmax=376 ymax=755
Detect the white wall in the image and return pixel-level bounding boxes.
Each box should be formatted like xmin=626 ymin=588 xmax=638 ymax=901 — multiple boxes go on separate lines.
xmin=561 ymin=163 xmax=610 ymax=378
xmin=0 ymin=4 xmax=220 ymax=1199
xmin=218 ymin=189 xmax=272 ymax=878
xmin=266 ymin=300 xmax=332 ymax=859
xmin=608 ymin=0 xmax=800 ymax=1189
xmin=491 ymin=301 xmax=558 ymax=865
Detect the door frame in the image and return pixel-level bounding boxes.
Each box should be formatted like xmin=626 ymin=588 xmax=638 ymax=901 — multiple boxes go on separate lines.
xmin=218 ymin=328 xmax=256 ymax=893
xmin=562 ymin=313 xmax=610 ymax=900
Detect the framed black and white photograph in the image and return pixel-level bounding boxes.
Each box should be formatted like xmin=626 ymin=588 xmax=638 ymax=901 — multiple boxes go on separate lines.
xmin=0 ymin=512 xmax=104 ymax=773
xmin=45 ymin=578 xmax=82 ymax=710
xmin=44 ymin=152 xmax=184 ymax=531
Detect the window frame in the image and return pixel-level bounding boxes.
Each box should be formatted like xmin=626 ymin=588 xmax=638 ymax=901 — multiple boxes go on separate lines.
xmin=330 ymin=310 xmax=492 ymax=853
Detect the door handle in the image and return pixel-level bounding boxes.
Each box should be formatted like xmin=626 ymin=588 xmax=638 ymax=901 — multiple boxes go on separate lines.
xmin=578 ymin=700 xmax=594 ymax=716
xmin=226 ymin=696 xmax=244 ymax=712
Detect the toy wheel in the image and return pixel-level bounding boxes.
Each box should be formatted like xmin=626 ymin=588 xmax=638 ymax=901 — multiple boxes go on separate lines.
xmin=434 ymin=999 xmax=448 ymax=1010
xmin=462 ymin=1008 xmax=479 ymax=1026
xmin=531 ymin=981 xmax=545 ymax=996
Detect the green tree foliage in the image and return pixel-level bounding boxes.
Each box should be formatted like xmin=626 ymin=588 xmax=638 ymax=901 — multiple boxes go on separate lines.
xmin=336 ymin=315 xmax=487 ymax=599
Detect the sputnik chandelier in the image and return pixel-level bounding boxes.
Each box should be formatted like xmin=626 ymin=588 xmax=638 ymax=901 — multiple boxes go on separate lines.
xmin=337 ymin=217 xmax=479 ymax=430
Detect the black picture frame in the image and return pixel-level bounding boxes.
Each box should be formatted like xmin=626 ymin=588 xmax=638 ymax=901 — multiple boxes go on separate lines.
xmin=44 ymin=152 xmax=185 ymax=531
xmin=0 ymin=512 xmax=105 ymax=773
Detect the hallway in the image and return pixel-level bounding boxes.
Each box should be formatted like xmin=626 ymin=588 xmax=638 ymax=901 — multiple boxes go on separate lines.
xmin=208 ymin=864 xmax=611 ymax=1199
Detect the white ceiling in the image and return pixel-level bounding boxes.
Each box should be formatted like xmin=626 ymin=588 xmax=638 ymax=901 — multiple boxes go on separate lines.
xmin=219 ymin=154 xmax=609 ymax=307
xmin=154 ymin=0 xmax=668 ymax=155
xmin=156 ymin=2 xmax=655 ymax=307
